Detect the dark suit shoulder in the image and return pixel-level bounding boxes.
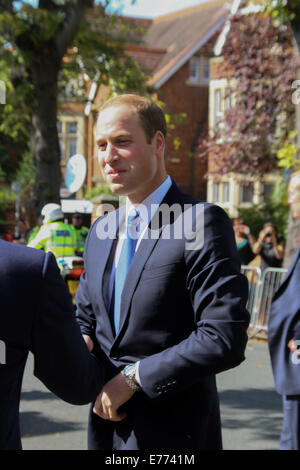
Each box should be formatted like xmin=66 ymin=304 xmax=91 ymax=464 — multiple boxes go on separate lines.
xmin=0 ymin=240 xmax=46 ymax=275
xmin=203 ymin=202 xmax=232 ymax=225
xmin=165 ymin=183 xmax=231 ymax=220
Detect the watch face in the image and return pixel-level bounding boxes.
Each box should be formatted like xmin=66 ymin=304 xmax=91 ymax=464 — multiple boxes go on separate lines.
xmin=124 ymin=364 xmax=135 ymax=378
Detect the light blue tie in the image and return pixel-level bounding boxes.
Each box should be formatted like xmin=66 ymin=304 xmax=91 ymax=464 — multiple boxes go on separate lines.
xmin=113 ymin=209 xmax=139 ymax=334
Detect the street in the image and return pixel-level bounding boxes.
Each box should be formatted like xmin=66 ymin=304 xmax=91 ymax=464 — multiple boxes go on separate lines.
xmin=20 ymin=340 xmax=282 ymax=451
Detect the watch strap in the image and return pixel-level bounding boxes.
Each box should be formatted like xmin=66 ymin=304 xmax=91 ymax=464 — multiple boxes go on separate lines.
xmin=122 ymin=363 xmax=141 ymax=392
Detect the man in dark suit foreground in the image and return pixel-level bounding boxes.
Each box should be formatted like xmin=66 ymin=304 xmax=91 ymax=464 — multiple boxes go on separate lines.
xmin=0 ymin=241 xmax=104 ymax=450
xmin=268 ymin=169 xmax=300 ymax=450
xmin=76 ymin=94 xmax=250 ymax=450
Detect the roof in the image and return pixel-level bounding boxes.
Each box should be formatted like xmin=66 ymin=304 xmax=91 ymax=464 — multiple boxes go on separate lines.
xmin=125 ymin=0 xmax=230 ymax=87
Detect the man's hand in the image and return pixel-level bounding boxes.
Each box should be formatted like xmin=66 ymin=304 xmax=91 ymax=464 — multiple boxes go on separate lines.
xmin=83 ymin=334 xmax=94 ymax=352
xmin=93 ymin=372 xmax=135 ymax=422
xmin=288 ymin=339 xmax=300 ymax=356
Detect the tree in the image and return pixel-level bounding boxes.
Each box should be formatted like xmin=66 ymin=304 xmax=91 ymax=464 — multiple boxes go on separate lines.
xmin=198 ymin=11 xmax=296 ymax=178
xmin=266 ymin=0 xmax=300 ymax=267
xmin=0 ymin=0 xmax=149 ymax=215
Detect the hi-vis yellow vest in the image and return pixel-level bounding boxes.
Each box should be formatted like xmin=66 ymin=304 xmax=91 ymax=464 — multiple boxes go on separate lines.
xmin=74 ymin=225 xmax=89 ymax=251
xmin=28 ymin=221 xmax=77 ymax=258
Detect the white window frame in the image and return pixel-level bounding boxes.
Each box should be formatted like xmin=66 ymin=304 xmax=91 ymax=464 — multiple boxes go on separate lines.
xmin=214 ymin=88 xmax=222 ymax=134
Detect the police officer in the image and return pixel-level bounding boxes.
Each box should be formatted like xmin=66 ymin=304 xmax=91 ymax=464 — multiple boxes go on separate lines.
xmin=27 ymin=215 xmax=43 ymax=244
xmin=28 ymin=203 xmax=77 ymax=260
xmin=71 ymin=212 xmax=89 ymax=256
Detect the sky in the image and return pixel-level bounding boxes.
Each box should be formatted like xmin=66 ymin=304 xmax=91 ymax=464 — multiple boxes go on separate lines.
xmin=15 ymin=1 xmax=215 ymax=18
xmin=106 ymin=0 xmax=213 ymax=18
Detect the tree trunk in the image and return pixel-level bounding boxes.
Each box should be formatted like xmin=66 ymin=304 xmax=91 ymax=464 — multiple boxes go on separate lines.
xmin=31 ymin=61 xmax=61 ymax=215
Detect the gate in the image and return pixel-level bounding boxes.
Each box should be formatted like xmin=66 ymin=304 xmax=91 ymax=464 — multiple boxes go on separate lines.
xmin=241 ymin=265 xmax=288 ymax=338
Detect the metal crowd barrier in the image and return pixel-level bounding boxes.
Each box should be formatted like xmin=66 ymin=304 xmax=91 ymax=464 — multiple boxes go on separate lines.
xmin=241 ymin=265 xmax=288 ymax=338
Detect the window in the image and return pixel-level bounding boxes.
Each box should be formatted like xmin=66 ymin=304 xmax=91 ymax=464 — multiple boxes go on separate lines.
xmin=213 ymin=183 xmax=220 ymax=202
xmin=214 ymin=89 xmax=222 ymax=134
xmin=67 ymin=122 xmax=77 ymax=134
xmin=58 ymin=120 xmax=79 ymax=163
xmin=189 ymin=57 xmax=200 ymax=84
xmin=263 ymin=182 xmax=274 ymax=199
xmin=223 ymin=182 xmax=230 ymax=202
xmin=240 ymin=183 xmax=254 ymax=203
xmin=67 ymin=137 xmax=77 ymax=159
xmin=202 ymin=59 xmax=210 ymax=84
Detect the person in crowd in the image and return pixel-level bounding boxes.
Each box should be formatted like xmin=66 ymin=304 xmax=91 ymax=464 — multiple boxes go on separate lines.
xmin=71 ymin=212 xmax=89 ymax=256
xmin=27 ymin=215 xmax=43 ymax=244
xmin=28 ymin=203 xmax=77 ymax=263
xmin=0 ymin=240 xmax=104 ymax=450
xmin=76 ymin=93 xmax=250 ymax=450
xmin=268 ymin=169 xmax=300 ymax=450
xmin=13 ymin=219 xmax=30 ymax=245
xmin=0 ymin=223 xmax=13 ymax=242
xmin=252 ymin=222 xmax=284 ymax=271
xmin=233 ymin=218 xmax=256 ymax=266
xmin=252 ymin=222 xmax=285 ymax=328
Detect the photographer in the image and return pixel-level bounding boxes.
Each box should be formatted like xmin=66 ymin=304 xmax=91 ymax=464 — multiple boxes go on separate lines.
xmin=252 ymin=222 xmax=284 ymax=271
xmin=233 ymin=218 xmax=256 ymax=266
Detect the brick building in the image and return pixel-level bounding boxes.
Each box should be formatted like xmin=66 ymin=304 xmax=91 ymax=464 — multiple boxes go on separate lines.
xmin=59 ymin=0 xmax=230 ymax=201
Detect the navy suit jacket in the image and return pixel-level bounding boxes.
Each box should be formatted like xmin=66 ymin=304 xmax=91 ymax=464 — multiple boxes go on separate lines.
xmin=0 ymin=241 xmax=103 ymax=450
xmin=268 ymin=247 xmax=300 ymax=395
xmin=76 ymin=182 xmax=250 ymax=450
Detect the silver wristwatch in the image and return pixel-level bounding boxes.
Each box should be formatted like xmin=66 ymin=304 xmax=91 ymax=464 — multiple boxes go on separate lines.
xmin=122 ymin=363 xmax=141 ymax=392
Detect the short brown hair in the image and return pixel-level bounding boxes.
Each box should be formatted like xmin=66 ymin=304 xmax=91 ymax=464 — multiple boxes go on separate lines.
xmin=98 ymin=94 xmax=167 ymax=144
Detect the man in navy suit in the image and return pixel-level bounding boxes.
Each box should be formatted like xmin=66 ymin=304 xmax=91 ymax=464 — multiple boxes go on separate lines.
xmin=0 ymin=241 xmax=104 ymax=450
xmin=76 ymin=94 xmax=250 ymax=450
xmin=268 ymin=169 xmax=300 ymax=450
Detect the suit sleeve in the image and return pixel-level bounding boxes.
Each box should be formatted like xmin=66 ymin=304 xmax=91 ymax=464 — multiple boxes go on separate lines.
xmin=75 ymin=269 xmax=97 ymax=339
xmin=138 ymin=204 xmax=250 ymax=399
xmin=75 ymin=225 xmax=98 ymax=340
xmin=31 ymin=252 xmax=103 ymax=405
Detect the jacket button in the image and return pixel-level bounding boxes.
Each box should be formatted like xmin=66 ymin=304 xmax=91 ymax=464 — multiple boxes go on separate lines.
xmin=111 ymin=356 xmax=119 ymax=360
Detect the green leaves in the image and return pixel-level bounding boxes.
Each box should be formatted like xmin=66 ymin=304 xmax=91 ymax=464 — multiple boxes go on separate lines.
xmin=277 ymin=130 xmax=299 ymax=169
xmin=265 ymin=0 xmax=300 ymax=24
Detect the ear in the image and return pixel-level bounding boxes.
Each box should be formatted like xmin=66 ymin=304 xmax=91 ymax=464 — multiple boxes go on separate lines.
xmin=153 ymin=130 xmax=165 ymax=157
